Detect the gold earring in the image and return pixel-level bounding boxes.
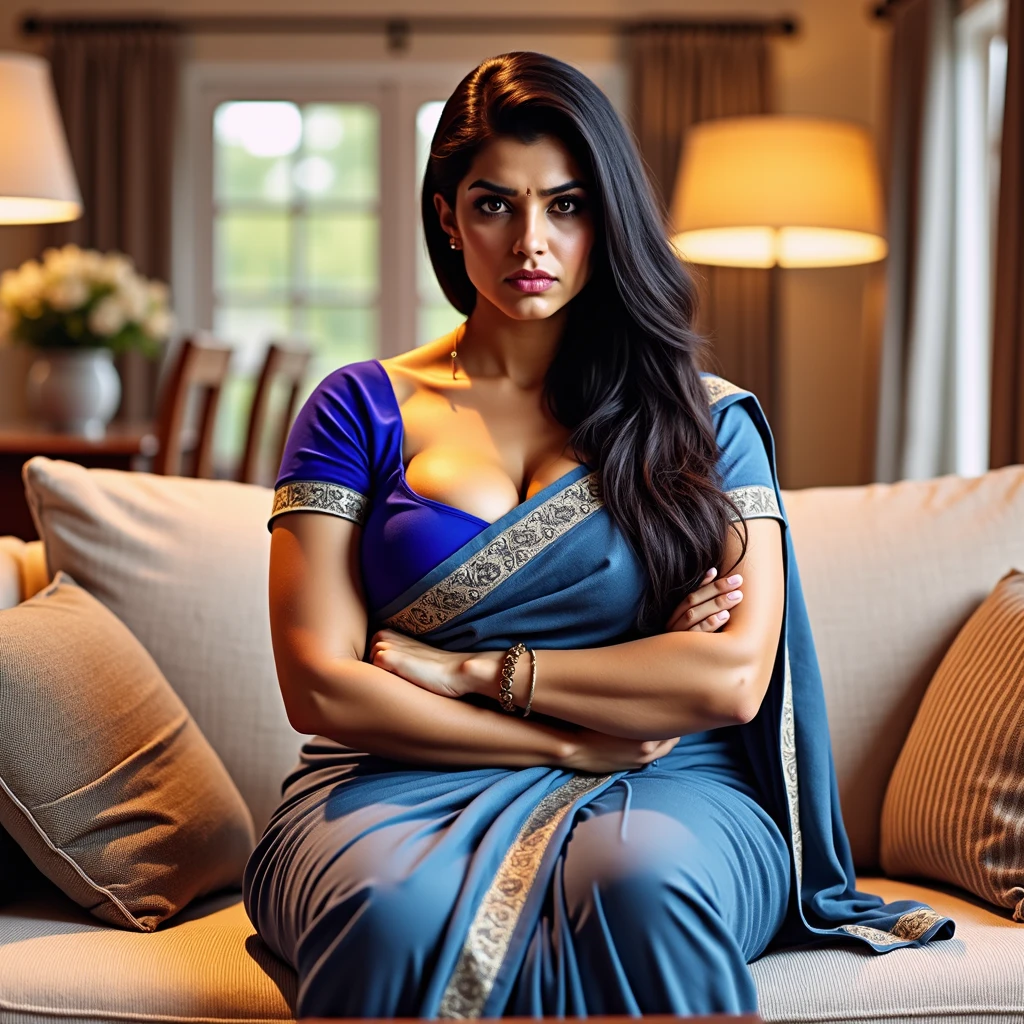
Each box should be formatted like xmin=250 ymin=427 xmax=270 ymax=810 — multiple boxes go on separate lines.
xmin=449 ymin=235 xmax=459 ymax=250
xmin=451 ymin=322 xmax=466 ymax=380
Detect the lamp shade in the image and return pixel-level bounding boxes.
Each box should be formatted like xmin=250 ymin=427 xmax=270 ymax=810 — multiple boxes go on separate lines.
xmin=669 ymin=115 xmax=887 ymax=268
xmin=0 ymin=52 xmax=82 ymax=224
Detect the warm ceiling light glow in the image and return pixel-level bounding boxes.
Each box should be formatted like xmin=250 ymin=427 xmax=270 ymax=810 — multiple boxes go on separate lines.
xmin=669 ymin=116 xmax=887 ymax=269
xmin=0 ymin=53 xmax=82 ymax=225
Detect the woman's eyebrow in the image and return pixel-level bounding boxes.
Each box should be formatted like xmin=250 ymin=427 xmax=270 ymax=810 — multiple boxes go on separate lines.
xmin=466 ymin=178 xmax=588 ymax=196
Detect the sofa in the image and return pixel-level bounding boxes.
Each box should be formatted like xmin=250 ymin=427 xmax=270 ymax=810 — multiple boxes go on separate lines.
xmin=1 ymin=453 xmax=1024 ymax=1024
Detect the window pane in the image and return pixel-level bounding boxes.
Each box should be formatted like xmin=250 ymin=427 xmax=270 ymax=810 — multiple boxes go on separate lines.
xmin=216 ymin=212 xmax=290 ymax=292
xmin=214 ymin=102 xmax=300 ymax=204
xmin=305 ymin=213 xmax=378 ymax=294
xmin=418 ymin=304 xmax=464 ymax=347
xmin=304 ymin=307 xmax=378 ymax=374
xmin=415 ymin=100 xmax=461 ymax=344
xmin=300 ymin=104 xmax=379 ymax=203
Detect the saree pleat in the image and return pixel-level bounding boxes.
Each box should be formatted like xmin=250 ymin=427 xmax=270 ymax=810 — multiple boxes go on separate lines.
xmin=244 ymin=372 xmax=955 ymax=1018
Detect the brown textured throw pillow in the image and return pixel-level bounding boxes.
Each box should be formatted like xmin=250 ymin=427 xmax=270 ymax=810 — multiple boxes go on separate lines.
xmin=880 ymin=567 xmax=1024 ymax=920
xmin=0 ymin=572 xmax=255 ymax=931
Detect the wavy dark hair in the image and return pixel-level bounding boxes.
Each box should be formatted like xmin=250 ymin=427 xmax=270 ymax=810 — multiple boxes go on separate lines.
xmin=422 ymin=51 xmax=749 ymax=633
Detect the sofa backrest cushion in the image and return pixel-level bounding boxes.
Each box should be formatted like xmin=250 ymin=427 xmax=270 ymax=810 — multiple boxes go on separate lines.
xmin=22 ymin=456 xmax=307 ymax=836
xmin=782 ymin=464 xmax=1024 ymax=869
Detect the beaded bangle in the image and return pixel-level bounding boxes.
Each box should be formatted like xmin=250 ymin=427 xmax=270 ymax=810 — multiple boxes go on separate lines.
xmin=521 ymin=647 xmax=537 ymax=717
xmin=498 ymin=641 xmax=527 ymax=713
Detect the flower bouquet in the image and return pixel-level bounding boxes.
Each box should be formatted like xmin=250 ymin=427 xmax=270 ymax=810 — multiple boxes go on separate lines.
xmin=0 ymin=245 xmax=175 ymax=436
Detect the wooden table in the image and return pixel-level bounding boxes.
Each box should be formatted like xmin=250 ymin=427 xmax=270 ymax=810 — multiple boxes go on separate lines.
xmin=0 ymin=423 xmax=158 ymax=541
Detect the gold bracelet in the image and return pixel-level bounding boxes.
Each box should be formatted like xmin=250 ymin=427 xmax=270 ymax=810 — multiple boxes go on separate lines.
xmin=498 ymin=641 xmax=527 ymax=713
xmin=522 ymin=647 xmax=537 ymax=717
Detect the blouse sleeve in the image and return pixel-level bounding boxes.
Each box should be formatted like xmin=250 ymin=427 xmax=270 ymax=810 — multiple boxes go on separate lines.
xmin=712 ymin=398 xmax=786 ymax=525
xmin=267 ymin=368 xmax=373 ymax=532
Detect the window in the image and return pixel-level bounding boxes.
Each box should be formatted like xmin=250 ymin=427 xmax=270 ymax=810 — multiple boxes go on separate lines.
xmin=954 ymin=0 xmax=1008 ymax=475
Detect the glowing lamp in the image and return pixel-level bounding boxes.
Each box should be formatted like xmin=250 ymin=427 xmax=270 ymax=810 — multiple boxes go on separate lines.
xmin=669 ymin=115 xmax=887 ymax=269
xmin=0 ymin=52 xmax=82 ymax=225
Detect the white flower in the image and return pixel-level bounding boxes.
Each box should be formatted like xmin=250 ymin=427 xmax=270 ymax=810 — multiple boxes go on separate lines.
xmin=116 ymin=277 xmax=149 ymax=322
xmin=79 ymin=249 xmax=105 ymax=282
xmin=95 ymin=253 xmax=133 ymax=288
xmin=10 ymin=261 xmax=45 ymax=312
xmin=44 ymin=273 xmax=90 ymax=312
xmin=142 ymin=307 xmax=174 ymax=340
xmin=88 ymin=294 xmax=127 ymax=337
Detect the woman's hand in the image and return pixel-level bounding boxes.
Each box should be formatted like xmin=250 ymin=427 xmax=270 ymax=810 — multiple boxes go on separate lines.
xmin=368 ymin=628 xmax=482 ymax=698
xmin=664 ymin=567 xmax=743 ymax=633
xmin=560 ymin=728 xmax=682 ymax=773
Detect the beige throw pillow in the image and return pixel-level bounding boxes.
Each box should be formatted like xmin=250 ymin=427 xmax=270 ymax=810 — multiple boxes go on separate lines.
xmin=0 ymin=572 xmax=256 ymax=931
xmin=880 ymin=567 xmax=1024 ymax=920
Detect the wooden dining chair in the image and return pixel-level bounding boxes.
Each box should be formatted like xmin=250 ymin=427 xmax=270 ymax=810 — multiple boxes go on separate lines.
xmin=151 ymin=335 xmax=234 ymax=478
xmin=238 ymin=340 xmax=313 ymax=486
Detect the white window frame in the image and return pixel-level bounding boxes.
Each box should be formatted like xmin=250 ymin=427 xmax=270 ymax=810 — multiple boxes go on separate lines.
xmin=954 ymin=0 xmax=1007 ymax=475
xmin=172 ymin=58 xmax=624 ymax=363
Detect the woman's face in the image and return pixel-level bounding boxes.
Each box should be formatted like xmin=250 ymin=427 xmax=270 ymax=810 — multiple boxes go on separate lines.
xmin=434 ymin=134 xmax=596 ymax=322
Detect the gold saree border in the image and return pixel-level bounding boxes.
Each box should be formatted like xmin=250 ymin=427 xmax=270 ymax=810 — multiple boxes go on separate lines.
xmin=269 ymin=479 xmax=370 ymax=527
xmin=437 ymin=772 xmax=613 ymax=1019
xmin=382 ymin=473 xmax=604 ymax=635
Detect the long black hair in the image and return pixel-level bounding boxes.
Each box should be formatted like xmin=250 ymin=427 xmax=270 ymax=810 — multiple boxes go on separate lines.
xmin=422 ymin=51 xmax=748 ymax=633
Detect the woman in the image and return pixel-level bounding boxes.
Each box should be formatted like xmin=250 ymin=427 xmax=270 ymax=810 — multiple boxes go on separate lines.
xmin=243 ymin=51 xmax=954 ymax=1017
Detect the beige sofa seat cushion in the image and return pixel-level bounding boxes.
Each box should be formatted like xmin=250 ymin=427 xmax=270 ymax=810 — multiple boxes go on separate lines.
xmin=22 ymin=456 xmax=309 ymax=835
xmin=0 ymin=892 xmax=296 ymax=1024
xmin=752 ymin=876 xmax=1024 ymax=1024
xmin=0 ymin=878 xmax=1016 ymax=1024
xmin=782 ymin=464 xmax=1024 ymax=869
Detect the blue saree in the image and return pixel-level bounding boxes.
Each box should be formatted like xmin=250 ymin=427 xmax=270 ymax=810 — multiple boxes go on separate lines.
xmin=243 ymin=360 xmax=955 ymax=1018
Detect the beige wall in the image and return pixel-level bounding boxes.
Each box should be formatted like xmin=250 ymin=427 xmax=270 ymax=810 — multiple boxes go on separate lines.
xmin=0 ymin=0 xmax=891 ymax=488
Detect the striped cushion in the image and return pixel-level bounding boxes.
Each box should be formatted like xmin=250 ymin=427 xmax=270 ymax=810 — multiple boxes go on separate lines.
xmin=880 ymin=567 xmax=1024 ymax=920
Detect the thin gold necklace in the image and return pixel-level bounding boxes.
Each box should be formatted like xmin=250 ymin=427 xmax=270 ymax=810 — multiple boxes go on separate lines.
xmin=450 ymin=322 xmax=467 ymax=380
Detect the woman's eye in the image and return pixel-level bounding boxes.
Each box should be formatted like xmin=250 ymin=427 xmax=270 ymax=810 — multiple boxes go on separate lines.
xmin=552 ymin=196 xmax=583 ymax=216
xmin=476 ymin=197 xmax=509 ymax=216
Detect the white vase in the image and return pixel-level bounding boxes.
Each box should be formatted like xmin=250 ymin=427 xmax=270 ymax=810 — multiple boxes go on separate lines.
xmin=26 ymin=348 xmax=122 ymax=438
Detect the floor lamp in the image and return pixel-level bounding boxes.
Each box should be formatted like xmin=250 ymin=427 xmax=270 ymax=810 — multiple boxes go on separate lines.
xmin=668 ymin=115 xmax=888 ymax=482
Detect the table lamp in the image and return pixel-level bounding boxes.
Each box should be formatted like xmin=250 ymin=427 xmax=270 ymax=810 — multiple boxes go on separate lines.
xmin=669 ymin=115 xmax=886 ymax=268
xmin=0 ymin=52 xmax=82 ymax=224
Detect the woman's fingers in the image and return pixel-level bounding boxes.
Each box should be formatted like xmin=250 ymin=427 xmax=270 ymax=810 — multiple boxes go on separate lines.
xmin=665 ymin=570 xmax=743 ymax=632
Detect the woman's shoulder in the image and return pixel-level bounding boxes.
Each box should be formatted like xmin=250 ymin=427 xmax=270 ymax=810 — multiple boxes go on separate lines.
xmin=699 ymin=371 xmax=753 ymax=410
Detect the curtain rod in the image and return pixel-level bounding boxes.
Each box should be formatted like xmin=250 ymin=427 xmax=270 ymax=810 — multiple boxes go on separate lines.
xmin=19 ymin=12 xmax=799 ymax=42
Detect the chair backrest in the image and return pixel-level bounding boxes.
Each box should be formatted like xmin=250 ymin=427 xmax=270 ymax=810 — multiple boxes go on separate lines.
xmin=238 ymin=341 xmax=312 ymax=486
xmin=151 ymin=336 xmax=233 ymax=478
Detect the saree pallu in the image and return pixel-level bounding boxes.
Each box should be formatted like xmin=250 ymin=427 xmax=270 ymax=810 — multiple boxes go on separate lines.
xmin=243 ymin=374 xmax=955 ymax=1017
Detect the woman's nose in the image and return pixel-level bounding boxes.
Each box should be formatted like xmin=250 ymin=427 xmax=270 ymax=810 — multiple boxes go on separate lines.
xmin=514 ymin=207 xmax=547 ymax=256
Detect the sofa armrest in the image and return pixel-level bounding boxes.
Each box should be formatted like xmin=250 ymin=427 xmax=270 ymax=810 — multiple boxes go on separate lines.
xmin=0 ymin=537 xmax=48 ymax=607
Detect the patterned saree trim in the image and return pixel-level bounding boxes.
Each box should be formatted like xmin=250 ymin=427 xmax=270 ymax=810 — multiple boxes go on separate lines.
xmin=781 ymin=641 xmax=803 ymax=890
xmin=703 ymin=374 xmax=745 ymax=404
xmin=268 ymin=479 xmax=369 ymax=528
xmin=437 ymin=772 xmax=613 ymax=1019
xmin=726 ymin=484 xmax=782 ymax=521
xmin=382 ymin=473 xmax=604 ymax=635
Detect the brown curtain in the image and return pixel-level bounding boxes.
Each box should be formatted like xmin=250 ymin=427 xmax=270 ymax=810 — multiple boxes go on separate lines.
xmin=627 ymin=25 xmax=778 ymax=431
xmin=44 ymin=25 xmax=181 ymax=424
xmin=990 ymin=0 xmax=1024 ymax=468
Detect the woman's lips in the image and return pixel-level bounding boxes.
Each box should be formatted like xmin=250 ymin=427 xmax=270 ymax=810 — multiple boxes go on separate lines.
xmin=506 ymin=276 xmax=555 ymax=293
